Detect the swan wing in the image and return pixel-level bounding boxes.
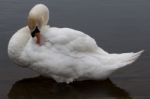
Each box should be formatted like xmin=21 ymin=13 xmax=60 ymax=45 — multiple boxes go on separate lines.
xmin=44 ymin=27 xmax=108 ymax=56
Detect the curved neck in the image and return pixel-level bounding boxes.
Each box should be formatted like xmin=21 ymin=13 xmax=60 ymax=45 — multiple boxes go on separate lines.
xmin=8 ymin=27 xmax=30 ymax=59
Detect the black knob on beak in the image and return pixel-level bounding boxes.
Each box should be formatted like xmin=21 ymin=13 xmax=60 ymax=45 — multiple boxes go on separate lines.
xmin=31 ymin=26 xmax=40 ymax=37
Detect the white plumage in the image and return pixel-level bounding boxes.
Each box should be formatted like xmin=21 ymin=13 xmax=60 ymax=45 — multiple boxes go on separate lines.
xmin=8 ymin=4 xmax=143 ymax=83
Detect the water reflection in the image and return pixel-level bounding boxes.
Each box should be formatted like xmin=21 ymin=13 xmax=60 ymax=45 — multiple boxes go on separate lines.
xmin=8 ymin=76 xmax=131 ymax=99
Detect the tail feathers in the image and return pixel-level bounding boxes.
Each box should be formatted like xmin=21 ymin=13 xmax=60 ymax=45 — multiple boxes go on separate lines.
xmin=111 ymin=50 xmax=144 ymax=69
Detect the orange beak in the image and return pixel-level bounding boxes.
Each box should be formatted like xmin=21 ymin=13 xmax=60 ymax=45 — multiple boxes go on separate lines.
xmin=31 ymin=26 xmax=41 ymax=45
xmin=35 ymin=32 xmax=40 ymax=45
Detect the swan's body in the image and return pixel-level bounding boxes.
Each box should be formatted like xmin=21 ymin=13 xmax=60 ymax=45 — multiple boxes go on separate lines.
xmin=8 ymin=4 xmax=143 ymax=83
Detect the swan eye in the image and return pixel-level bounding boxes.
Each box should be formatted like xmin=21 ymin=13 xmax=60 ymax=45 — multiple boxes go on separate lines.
xmin=31 ymin=26 xmax=40 ymax=37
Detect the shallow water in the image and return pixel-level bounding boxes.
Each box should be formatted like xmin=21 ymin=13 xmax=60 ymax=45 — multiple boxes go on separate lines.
xmin=0 ymin=0 xmax=150 ymax=99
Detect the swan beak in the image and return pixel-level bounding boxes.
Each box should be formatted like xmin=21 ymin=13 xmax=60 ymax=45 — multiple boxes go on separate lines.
xmin=31 ymin=26 xmax=41 ymax=45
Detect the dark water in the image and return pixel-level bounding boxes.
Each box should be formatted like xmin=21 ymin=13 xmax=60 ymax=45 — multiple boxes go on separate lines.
xmin=0 ymin=0 xmax=150 ymax=99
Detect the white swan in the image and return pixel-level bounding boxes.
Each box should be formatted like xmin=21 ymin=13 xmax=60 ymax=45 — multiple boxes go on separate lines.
xmin=8 ymin=4 xmax=143 ymax=83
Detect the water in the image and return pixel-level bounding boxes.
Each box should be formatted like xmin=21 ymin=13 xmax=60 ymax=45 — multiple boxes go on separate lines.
xmin=0 ymin=0 xmax=150 ymax=98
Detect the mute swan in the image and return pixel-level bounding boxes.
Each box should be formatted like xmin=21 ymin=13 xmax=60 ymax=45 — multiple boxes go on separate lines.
xmin=8 ymin=4 xmax=143 ymax=83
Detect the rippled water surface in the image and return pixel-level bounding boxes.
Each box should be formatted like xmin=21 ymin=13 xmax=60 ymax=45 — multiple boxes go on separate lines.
xmin=0 ymin=0 xmax=150 ymax=99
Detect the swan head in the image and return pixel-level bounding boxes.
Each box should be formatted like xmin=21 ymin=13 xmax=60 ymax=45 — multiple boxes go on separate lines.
xmin=27 ymin=4 xmax=49 ymax=45
xmin=28 ymin=4 xmax=49 ymax=31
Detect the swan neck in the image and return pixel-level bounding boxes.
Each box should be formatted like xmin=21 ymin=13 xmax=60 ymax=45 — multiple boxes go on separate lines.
xmin=8 ymin=27 xmax=30 ymax=65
